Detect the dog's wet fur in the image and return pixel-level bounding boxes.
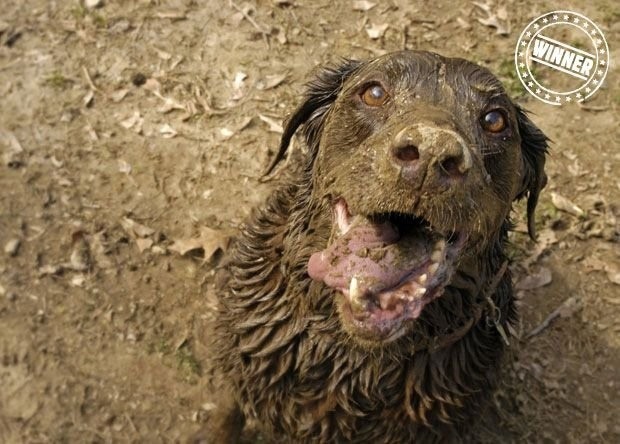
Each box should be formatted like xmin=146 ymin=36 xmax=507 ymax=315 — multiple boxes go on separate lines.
xmin=202 ymin=50 xmax=548 ymax=443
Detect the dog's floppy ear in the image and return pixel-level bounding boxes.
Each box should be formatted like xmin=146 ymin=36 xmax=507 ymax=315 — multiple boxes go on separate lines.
xmin=515 ymin=106 xmax=549 ymax=240
xmin=264 ymin=59 xmax=362 ymax=175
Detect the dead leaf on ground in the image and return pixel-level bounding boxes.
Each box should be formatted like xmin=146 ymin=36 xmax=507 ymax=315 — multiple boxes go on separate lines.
xmin=473 ymin=1 xmax=510 ymax=36
xmin=551 ymin=192 xmax=584 ymax=217
xmin=256 ymin=73 xmax=287 ymax=90
xmin=258 ymin=114 xmax=283 ymax=133
xmin=120 ymin=217 xmax=155 ymax=238
xmin=1 ymin=130 xmax=25 ymax=167
xmin=119 ymin=111 xmax=144 ymax=134
xmin=118 ymin=159 xmax=132 ymax=174
xmin=456 ymin=17 xmax=472 ymax=30
xmin=353 ymin=1 xmax=376 ymax=12
xmin=516 ymin=266 xmax=552 ymax=291
xmin=160 ymin=123 xmax=177 ymax=138
xmin=605 ymin=266 xmax=620 ymax=285
xmin=523 ymin=228 xmax=557 ymax=268
xmin=136 ymin=237 xmax=154 ymax=253
xmin=366 ymin=23 xmax=389 ymax=39
xmin=231 ymin=71 xmax=248 ymax=101
xmin=558 ymin=296 xmax=582 ymax=318
xmin=168 ymin=226 xmax=230 ymax=261
xmin=219 ymin=116 xmax=253 ymax=140
xmin=111 ymin=88 xmax=129 ymax=102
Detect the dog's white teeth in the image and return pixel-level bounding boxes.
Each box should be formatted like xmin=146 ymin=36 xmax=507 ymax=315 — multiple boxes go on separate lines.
xmin=430 ymin=239 xmax=446 ymax=262
xmin=380 ymin=296 xmax=390 ymax=310
xmin=428 ymin=262 xmax=440 ymax=274
xmin=415 ymin=287 xmax=427 ymax=297
xmin=349 ymin=277 xmax=360 ymax=300
xmin=417 ymin=273 xmax=428 ymax=284
xmin=335 ymin=200 xmax=352 ymax=234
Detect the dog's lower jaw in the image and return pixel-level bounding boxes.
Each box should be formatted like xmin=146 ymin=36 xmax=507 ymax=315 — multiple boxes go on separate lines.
xmin=209 ymin=182 xmax=516 ymax=443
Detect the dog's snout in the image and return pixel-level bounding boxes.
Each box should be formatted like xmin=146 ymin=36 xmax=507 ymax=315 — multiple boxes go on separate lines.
xmin=390 ymin=125 xmax=472 ymax=182
xmin=392 ymin=137 xmax=420 ymax=163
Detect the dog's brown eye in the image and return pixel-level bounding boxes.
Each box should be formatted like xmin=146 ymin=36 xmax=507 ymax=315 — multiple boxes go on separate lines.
xmin=481 ymin=110 xmax=507 ymax=133
xmin=361 ymin=84 xmax=388 ymax=107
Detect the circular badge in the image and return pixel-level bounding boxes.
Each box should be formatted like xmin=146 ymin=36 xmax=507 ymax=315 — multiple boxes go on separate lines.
xmin=515 ymin=11 xmax=610 ymax=105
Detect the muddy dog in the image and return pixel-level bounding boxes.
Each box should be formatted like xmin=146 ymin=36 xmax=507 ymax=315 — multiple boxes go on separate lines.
xmin=204 ymin=50 xmax=548 ymax=443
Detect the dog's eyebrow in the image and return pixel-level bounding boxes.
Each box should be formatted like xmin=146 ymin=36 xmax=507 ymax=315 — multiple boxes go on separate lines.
xmin=471 ymin=81 xmax=504 ymax=94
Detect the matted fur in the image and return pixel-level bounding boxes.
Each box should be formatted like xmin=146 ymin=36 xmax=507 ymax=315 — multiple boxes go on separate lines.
xmin=205 ymin=50 xmax=548 ymax=443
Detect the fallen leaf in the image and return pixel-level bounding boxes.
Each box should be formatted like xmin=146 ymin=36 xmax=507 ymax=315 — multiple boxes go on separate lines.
xmin=231 ymin=71 xmax=247 ymax=101
xmin=456 ymin=17 xmax=472 ymax=30
xmin=160 ymin=123 xmax=177 ymax=138
xmin=258 ymin=114 xmax=283 ymax=133
xmin=157 ymin=96 xmax=186 ymax=114
xmin=473 ymin=1 xmax=510 ymax=35
xmin=118 ymin=159 xmax=132 ymax=174
xmin=135 ymin=237 xmax=154 ymax=253
xmin=523 ymin=228 xmax=557 ymax=268
xmin=558 ymin=296 xmax=581 ymax=318
xmin=366 ymin=23 xmax=389 ymax=39
xmin=352 ymin=1 xmax=376 ymax=12
xmin=120 ymin=217 xmax=155 ymax=238
xmin=516 ymin=266 xmax=552 ymax=290
xmin=220 ymin=127 xmax=235 ymax=140
xmin=143 ymin=78 xmax=161 ymax=93
xmin=0 ymin=130 xmax=25 ymax=167
xmin=153 ymin=47 xmax=172 ymax=60
xmin=68 ymin=236 xmax=91 ymax=272
xmin=119 ymin=111 xmax=143 ymax=134
xmin=606 ymin=266 xmax=620 ymax=285
xmin=551 ymin=192 xmax=584 ymax=217
xmin=39 ymin=264 xmax=63 ymax=276
xmin=168 ymin=226 xmax=229 ymax=261
xmin=71 ymin=274 xmax=86 ymax=287
xmin=256 ymin=73 xmax=287 ymax=90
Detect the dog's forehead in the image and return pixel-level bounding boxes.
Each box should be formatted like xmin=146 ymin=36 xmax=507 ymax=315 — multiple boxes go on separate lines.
xmin=348 ymin=50 xmax=505 ymax=99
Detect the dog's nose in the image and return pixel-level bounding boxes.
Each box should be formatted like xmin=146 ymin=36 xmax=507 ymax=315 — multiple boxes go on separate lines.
xmin=390 ymin=125 xmax=472 ymax=181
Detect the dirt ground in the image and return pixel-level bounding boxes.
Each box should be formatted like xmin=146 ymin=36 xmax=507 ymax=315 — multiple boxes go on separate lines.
xmin=0 ymin=0 xmax=618 ymax=442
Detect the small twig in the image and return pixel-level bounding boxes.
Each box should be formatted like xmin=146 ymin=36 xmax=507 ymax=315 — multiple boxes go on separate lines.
xmin=229 ymin=0 xmax=270 ymax=47
xmin=81 ymin=66 xmax=100 ymax=92
xmin=526 ymin=296 xmax=580 ymax=339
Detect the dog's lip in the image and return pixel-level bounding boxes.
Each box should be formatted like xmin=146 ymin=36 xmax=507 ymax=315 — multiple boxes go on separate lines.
xmin=308 ymin=198 xmax=467 ymax=339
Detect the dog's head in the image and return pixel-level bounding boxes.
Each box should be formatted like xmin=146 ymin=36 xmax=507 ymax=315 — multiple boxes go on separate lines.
xmin=269 ymin=51 xmax=548 ymax=344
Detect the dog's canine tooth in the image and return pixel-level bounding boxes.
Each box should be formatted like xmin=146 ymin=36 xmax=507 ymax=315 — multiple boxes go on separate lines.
xmin=417 ymin=273 xmax=428 ymax=284
xmin=349 ymin=276 xmax=360 ymax=300
xmin=428 ymin=263 xmax=440 ymax=274
xmin=431 ymin=249 xmax=443 ymax=262
xmin=415 ymin=287 xmax=427 ymax=296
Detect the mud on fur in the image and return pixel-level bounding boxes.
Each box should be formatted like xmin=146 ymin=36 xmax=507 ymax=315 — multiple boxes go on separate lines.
xmin=199 ymin=50 xmax=548 ymax=443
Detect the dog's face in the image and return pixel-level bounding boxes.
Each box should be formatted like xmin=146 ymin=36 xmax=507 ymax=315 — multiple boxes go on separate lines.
xmin=271 ymin=51 xmax=548 ymax=344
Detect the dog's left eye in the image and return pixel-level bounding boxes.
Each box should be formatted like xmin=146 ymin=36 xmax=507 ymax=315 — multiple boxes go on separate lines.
xmin=361 ymin=84 xmax=388 ymax=107
xmin=481 ymin=110 xmax=507 ymax=133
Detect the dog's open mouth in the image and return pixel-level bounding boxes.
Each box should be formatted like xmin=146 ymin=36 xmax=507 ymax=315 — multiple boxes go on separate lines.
xmin=308 ymin=199 xmax=467 ymax=339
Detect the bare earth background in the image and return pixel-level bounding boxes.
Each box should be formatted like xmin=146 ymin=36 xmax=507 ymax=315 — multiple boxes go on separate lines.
xmin=0 ymin=0 xmax=618 ymax=442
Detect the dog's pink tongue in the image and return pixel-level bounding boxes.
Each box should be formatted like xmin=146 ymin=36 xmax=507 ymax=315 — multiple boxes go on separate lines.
xmin=308 ymin=217 xmax=429 ymax=293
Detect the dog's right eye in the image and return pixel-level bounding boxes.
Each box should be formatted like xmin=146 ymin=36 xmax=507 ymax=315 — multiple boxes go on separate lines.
xmin=361 ymin=84 xmax=388 ymax=107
